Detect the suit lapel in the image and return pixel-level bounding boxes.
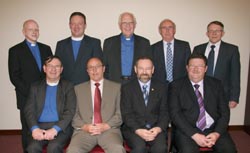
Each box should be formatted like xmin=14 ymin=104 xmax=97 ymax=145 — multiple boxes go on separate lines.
xmin=134 ymin=80 xmax=147 ymax=107
xmin=214 ymin=41 xmax=226 ymax=76
xmin=65 ymin=38 xmax=75 ymax=64
xmin=37 ymin=80 xmax=47 ymax=116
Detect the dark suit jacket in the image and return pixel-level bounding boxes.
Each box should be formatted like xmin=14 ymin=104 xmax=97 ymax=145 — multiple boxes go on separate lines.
xmin=8 ymin=40 xmax=52 ymax=109
xmin=55 ymin=35 xmax=103 ymax=85
xmin=121 ymin=78 xmax=169 ymax=134
xmin=24 ymin=79 xmax=76 ymax=133
xmin=193 ymin=41 xmax=240 ymax=103
xmin=168 ymin=76 xmax=230 ymax=138
xmin=103 ymin=34 xmax=152 ymax=83
xmin=152 ymin=39 xmax=191 ymax=83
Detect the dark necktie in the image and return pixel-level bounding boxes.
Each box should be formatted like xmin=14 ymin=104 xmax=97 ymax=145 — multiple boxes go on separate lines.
xmin=166 ymin=43 xmax=173 ymax=82
xmin=207 ymin=45 xmax=215 ymax=76
xmin=142 ymin=85 xmax=149 ymax=105
xmin=94 ymin=83 xmax=102 ymax=124
xmin=194 ymin=84 xmax=206 ymax=131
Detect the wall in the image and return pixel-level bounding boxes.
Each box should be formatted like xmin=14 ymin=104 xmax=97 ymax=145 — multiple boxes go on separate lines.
xmin=0 ymin=0 xmax=249 ymax=129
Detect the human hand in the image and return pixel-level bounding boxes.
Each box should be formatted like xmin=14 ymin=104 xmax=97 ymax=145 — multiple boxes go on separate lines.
xmin=44 ymin=128 xmax=58 ymax=140
xmin=32 ymin=128 xmax=45 ymax=141
xmin=135 ymin=129 xmax=156 ymax=141
xmin=206 ymin=132 xmax=220 ymax=147
xmin=229 ymin=101 xmax=238 ymax=108
xmin=191 ymin=133 xmax=210 ymax=147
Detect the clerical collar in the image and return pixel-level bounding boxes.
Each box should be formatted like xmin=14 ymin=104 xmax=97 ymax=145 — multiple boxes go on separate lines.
xmin=26 ymin=40 xmax=36 ymax=47
xmin=71 ymin=35 xmax=84 ymax=41
xmin=121 ymin=34 xmax=134 ymax=41
xmin=46 ymin=80 xmax=59 ymax=86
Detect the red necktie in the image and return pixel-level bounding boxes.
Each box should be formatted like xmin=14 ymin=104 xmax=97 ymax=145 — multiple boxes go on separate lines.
xmin=94 ymin=83 xmax=102 ymax=124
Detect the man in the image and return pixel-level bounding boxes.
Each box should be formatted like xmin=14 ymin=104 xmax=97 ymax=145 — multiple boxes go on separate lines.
xmin=193 ymin=21 xmax=240 ymax=108
xmin=24 ymin=56 xmax=76 ymax=153
xmin=8 ymin=19 xmax=52 ymax=153
xmin=55 ymin=12 xmax=103 ymax=85
xmin=121 ymin=57 xmax=169 ymax=153
xmin=67 ymin=57 xmax=125 ymax=153
xmin=103 ymin=12 xmax=152 ymax=83
xmin=168 ymin=53 xmax=237 ymax=153
xmin=152 ymin=19 xmax=191 ymax=83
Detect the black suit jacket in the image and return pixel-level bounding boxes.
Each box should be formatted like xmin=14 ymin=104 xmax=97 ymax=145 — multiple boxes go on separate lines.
xmin=193 ymin=41 xmax=240 ymax=103
xmin=168 ymin=76 xmax=230 ymax=138
xmin=24 ymin=79 xmax=76 ymax=132
xmin=121 ymin=78 xmax=169 ymax=133
xmin=55 ymin=35 xmax=103 ymax=85
xmin=103 ymin=34 xmax=152 ymax=83
xmin=8 ymin=40 xmax=52 ymax=109
xmin=152 ymin=39 xmax=191 ymax=83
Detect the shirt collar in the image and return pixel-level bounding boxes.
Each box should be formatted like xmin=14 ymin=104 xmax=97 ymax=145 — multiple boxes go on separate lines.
xmin=121 ymin=34 xmax=134 ymax=41
xmin=25 ymin=39 xmax=36 ymax=47
xmin=71 ymin=35 xmax=84 ymax=41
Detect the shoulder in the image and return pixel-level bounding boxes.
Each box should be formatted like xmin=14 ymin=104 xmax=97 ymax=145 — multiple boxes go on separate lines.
xmin=174 ymin=39 xmax=190 ymax=45
xmin=56 ymin=37 xmax=71 ymax=44
xmin=194 ymin=42 xmax=207 ymax=49
xmin=84 ymin=35 xmax=101 ymax=43
xmin=134 ymin=34 xmax=150 ymax=43
xmin=104 ymin=34 xmax=120 ymax=42
xmin=151 ymin=40 xmax=162 ymax=48
xmin=9 ymin=41 xmax=25 ymax=51
xmin=104 ymin=79 xmax=121 ymax=89
xmin=221 ymin=41 xmax=239 ymax=49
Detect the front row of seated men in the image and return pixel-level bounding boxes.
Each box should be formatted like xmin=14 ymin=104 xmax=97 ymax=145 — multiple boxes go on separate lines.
xmin=24 ymin=54 xmax=237 ymax=153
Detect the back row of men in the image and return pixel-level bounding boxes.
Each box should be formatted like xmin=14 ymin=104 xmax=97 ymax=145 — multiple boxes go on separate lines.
xmin=8 ymin=11 xmax=240 ymax=153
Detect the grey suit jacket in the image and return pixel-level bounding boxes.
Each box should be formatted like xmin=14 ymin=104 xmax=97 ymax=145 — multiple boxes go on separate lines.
xmin=24 ymin=79 xmax=76 ymax=132
xmin=193 ymin=41 xmax=240 ymax=103
xmin=103 ymin=34 xmax=152 ymax=83
xmin=152 ymin=39 xmax=191 ymax=83
xmin=55 ymin=35 xmax=103 ymax=85
xmin=168 ymin=76 xmax=230 ymax=138
xmin=72 ymin=79 xmax=122 ymax=129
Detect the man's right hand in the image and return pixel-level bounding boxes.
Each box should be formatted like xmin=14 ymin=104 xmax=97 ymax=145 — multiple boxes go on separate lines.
xmin=135 ymin=129 xmax=156 ymax=141
xmin=191 ymin=133 xmax=210 ymax=147
xmin=32 ymin=128 xmax=45 ymax=140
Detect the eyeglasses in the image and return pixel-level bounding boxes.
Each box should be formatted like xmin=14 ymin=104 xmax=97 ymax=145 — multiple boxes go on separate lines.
xmin=121 ymin=22 xmax=134 ymax=26
xmin=46 ymin=64 xmax=62 ymax=70
xmin=208 ymin=30 xmax=223 ymax=34
xmin=188 ymin=65 xmax=206 ymax=69
xmin=87 ymin=65 xmax=103 ymax=71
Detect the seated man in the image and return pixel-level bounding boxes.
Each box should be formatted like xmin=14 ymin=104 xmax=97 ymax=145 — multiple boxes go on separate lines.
xmin=121 ymin=57 xmax=169 ymax=153
xmin=168 ymin=53 xmax=237 ymax=153
xmin=66 ymin=57 xmax=125 ymax=153
xmin=24 ymin=55 xmax=76 ymax=153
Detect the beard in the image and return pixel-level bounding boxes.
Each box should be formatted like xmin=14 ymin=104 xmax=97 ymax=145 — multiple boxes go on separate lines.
xmin=138 ymin=74 xmax=151 ymax=83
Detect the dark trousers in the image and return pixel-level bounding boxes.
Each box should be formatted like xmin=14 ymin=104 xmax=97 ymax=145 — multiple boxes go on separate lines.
xmin=123 ymin=129 xmax=168 ymax=153
xmin=174 ymin=129 xmax=237 ymax=153
xmin=20 ymin=109 xmax=29 ymax=153
xmin=26 ymin=122 xmax=73 ymax=153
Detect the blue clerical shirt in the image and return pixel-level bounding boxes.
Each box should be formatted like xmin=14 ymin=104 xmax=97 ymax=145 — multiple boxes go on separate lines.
xmin=26 ymin=40 xmax=42 ymax=71
xmin=121 ymin=34 xmax=134 ymax=76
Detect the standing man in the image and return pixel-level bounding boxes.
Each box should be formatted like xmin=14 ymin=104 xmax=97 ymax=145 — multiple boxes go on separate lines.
xmin=193 ymin=21 xmax=240 ymax=108
xmin=67 ymin=57 xmax=125 ymax=153
xmin=152 ymin=19 xmax=191 ymax=83
xmin=24 ymin=56 xmax=76 ymax=153
xmin=8 ymin=19 xmax=52 ymax=153
xmin=121 ymin=57 xmax=169 ymax=153
xmin=168 ymin=53 xmax=237 ymax=153
xmin=103 ymin=12 xmax=152 ymax=83
xmin=55 ymin=12 xmax=103 ymax=85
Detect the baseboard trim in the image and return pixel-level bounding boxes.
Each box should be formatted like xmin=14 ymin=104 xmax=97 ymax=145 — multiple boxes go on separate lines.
xmin=0 ymin=125 xmax=245 ymax=135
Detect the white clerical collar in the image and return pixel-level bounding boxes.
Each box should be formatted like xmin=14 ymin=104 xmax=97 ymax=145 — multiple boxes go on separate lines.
xmin=46 ymin=80 xmax=59 ymax=86
xmin=71 ymin=35 xmax=84 ymax=41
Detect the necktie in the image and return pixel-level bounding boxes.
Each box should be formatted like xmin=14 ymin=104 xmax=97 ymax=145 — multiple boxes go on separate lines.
xmin=207 ymin=45 xmax=215 ymax=76
xmin=194 ymin=84 xmax=206 ymax=131
xmin=94 ymin=83 xmax=102 ymax=124
xmin=142 ymin=85 xmax=149 ymax=105
xmin=166 ymin=43 xmax=173 ymax=82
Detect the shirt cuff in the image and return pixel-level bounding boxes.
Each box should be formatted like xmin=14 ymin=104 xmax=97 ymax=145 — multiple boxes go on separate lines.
xmin=31 ymin=125 xmax=39 ymax=132
xmin=53 ymin=125 xmax=62 ymax=132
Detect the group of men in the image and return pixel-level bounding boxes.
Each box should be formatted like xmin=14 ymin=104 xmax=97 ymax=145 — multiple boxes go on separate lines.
xmin=8 ymin=11 xmax=240 ymax=153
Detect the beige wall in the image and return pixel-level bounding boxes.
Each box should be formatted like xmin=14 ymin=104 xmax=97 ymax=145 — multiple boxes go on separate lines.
xmin=1 ymin=0 xmax=249 ymax=129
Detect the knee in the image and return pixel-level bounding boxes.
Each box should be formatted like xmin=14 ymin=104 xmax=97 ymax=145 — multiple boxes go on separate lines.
xmin=105 ymin=143 xmax=125 ymax=153
xmin=216 ymin=145 xmax=237 ymax=153
xmin=47 ymin=142 xmax=63 ymax=153
xmin=131 ymin=145 xmax=147 ymax=153
xmin=150 ymin=144 xmax=167 ymax=153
